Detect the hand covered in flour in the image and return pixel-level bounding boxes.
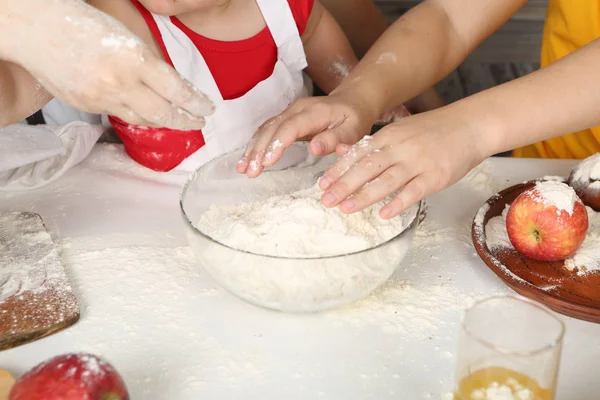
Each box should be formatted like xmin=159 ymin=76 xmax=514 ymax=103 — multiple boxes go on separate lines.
xmin=236 ymin=91 xmax=409 ymax=177
xmin=0 ymin=0 xmax=214 ymax=130
xmin=319 ymin=108 xmax=486 ymax=219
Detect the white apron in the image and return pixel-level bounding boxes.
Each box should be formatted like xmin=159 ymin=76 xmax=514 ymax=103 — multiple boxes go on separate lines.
xmin=151 ymin=0 xmax=308 ymax=172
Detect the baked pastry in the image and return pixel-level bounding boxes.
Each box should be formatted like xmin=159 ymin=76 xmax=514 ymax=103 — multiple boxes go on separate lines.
xmin=568 ymin=153 xmax=600 ymax=211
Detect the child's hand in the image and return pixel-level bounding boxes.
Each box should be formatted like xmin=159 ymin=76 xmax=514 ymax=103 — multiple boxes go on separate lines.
xmin=318 ymin=109 xmax=486 ymax=219
xmin=237 ymin=93 xmax=378 ymax=177
xmin=1 ymin=0 xmax=214 ymax=131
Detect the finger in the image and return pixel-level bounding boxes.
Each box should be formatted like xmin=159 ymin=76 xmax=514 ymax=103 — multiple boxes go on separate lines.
xmin=338 ymin=163 xmax=411 ymax=214
xmin=308 ymin=128 xmax=346 ymax=157
xmin=320 ymin=149 xmax=396 ymax=208
xmin=319 ymin=135 xmax=377 ymax=191
xmin=336 ymin=143 xmax=350 ymax=156
xmin=379 ymin=173 xmax=434 ymax=219
xmin=243 ymin=115 xmax=286 ymax=177
xmin=141 ymin=59 xmax=215 ymax=121
xmin=261 ymin=104 xmax=348 ymax=167
xmin=123 ymin=85 xmax=205 ymax=130
xmin=111 ymin=103 xmax=156 ymax=127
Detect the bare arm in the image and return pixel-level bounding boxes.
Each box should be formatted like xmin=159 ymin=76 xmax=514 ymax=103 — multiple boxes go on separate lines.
xmin=0 ymin=0 xmax=213 ymax=130
xmin=302 ymin=0 xmax=358 ymax=94
xmin=0 ymin=62 xmax=52 ymax=127
xmin=462 ymin=37 xmax=600 ymax=158
xmin=333 ymin=0 xmax=527 ymax=121
xmin=320 ymin=0 xmax=444 ymax=112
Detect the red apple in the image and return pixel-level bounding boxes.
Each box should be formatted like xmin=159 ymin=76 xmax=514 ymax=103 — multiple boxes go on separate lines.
xmin=506 ymin=181 xmax=588 ymax=261
xmin=9 ymin=353 xmax=128 ymax=400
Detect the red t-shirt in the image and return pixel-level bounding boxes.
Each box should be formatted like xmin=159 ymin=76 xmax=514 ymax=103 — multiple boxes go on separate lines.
xmin=110 ymin=0 xmax=314 ymax=172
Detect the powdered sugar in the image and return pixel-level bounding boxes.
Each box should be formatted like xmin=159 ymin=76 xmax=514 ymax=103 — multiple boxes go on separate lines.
xmin=531 ymin=181 xmax=577 ymax=216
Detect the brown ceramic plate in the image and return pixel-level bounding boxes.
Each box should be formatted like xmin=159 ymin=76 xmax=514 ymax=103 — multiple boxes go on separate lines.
xmin=472 ymin=178 xmax=600 ymax=323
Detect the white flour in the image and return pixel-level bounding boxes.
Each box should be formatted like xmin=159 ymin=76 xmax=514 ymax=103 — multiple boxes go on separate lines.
xmin=376 ymin=52 xmax=398 ymax=65
xmin=0 ymin=212 xmax=78 ymax=336
xmin=529 ymin=181 xmax=577 ymax=216
xmin=564 ymin=206 xmax=600 ymax=273
xmin=485 ymin=205 xmax=512 ymax=250
xmin=190 ymin=149 xmax=419 ymax=311
xmin=198 ymin=183 xmax=406 ymax=258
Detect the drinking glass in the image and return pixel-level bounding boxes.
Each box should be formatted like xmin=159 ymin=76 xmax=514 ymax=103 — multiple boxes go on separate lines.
xmin=454 ymin=295 xmax=565 ymax=400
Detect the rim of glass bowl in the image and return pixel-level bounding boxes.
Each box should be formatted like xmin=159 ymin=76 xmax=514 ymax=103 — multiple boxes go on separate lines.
xmin=179 ymin=167 xmax=423 ymax=261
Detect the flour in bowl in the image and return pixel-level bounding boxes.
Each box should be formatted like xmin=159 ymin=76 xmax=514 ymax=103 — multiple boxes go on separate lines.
xmin=198 ymin=183 xmax=406 ymax=258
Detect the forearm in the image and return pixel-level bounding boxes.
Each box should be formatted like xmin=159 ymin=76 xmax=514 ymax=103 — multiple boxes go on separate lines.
xmin=0 ymin=0 xmax=54 ymax=61
xmin=331 ymin=0 xmax=525 ymax=121
xmin=303 ymin=1 xmax=358 ymax=94
xmin=0 ymin=62 xmax=53 ymax=127
xmin=453 ymin=38 xmax=600 ymax=159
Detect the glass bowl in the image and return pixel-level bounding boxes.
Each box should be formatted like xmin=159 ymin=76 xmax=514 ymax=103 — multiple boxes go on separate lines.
xmin=180 ymin=143 xmax=423 ymax=313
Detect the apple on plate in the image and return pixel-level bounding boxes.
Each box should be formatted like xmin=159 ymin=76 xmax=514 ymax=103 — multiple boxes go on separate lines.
xmin=9 ymin=353 xmax=128 ymax=400
xmin=506 ymin=181 xmax=589 ymax=262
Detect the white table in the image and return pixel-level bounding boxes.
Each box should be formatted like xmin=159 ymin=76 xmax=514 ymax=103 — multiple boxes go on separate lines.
xmin=0 ymin=144 xmax=596 ymax=400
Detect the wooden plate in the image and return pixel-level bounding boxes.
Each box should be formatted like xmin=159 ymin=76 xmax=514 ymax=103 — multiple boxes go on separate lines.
xmin=472 ymin=178 xmax=600 ymax=323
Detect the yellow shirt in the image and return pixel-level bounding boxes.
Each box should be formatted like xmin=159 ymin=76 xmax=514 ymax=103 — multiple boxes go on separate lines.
xmin=513 ymin=0 xmax=600 ymax=159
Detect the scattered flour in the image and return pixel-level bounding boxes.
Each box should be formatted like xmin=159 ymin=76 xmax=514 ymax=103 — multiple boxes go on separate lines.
xmin=0 ymin=212 xmax=78 ymax=336
xmin=54 ymin=243 xmax=266 ymax=399
xmin=100 ymin=35 xmax=138 ymax=48
xmin=485 ymin=205 xmax=511 ymax=250
xmin=530 ymin=181 xmax=577 ymax=216
xmin=330 ymin=279 xmax=482 ymax=335
xmin=376 ymin=52 xmax=398 ymax=65
xmin=330 ymin=59 xmax=351 ymax=80
xmin=198 ymin=183 xmax=407 ymax=258
xmin=540 ymin=176 xmax=564 ymax=182
xmin=565 ymin=206 xmax=600 ymax=273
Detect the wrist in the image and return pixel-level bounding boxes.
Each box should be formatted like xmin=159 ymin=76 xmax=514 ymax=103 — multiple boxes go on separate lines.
xmin=331 ymin=78 xmax=388 ymax=125
xmin=433 ymin=101 xmax=499 ymax=167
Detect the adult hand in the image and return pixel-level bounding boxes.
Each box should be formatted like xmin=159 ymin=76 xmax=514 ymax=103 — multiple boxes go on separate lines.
xmin=318 ymin=109 xmax=486 ymax=219
xmin=236 ymin=91 xmax=407 ymax=177
xmin=0 ymin=0 xmax=214 ymax=130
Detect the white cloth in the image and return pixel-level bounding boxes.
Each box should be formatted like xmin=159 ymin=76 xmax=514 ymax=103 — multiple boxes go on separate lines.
xmin=150 ymin=0 xmax=309 ymax=171
xmin=0 ymin=122 xmax=103 ymax=190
